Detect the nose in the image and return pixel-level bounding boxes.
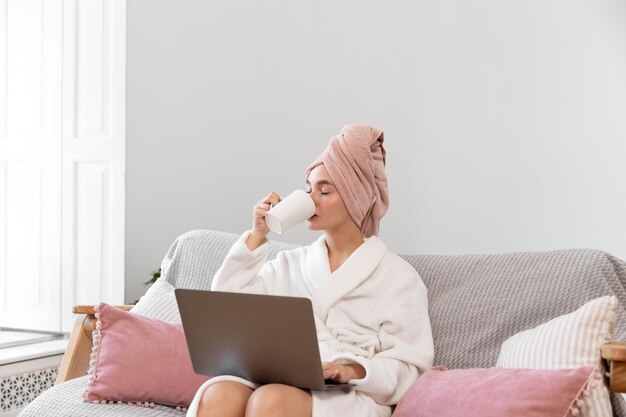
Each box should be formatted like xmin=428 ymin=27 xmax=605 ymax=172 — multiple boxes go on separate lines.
xmin=309 ymin=194 xmax=319 ymax=211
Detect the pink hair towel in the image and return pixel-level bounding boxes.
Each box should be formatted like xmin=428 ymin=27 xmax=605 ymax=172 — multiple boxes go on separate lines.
xmin=305 ymin=124 xmax=388 ymax=237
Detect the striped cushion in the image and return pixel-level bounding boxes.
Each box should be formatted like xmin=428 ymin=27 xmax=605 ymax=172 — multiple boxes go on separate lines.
xmin=496 ymin=296 xmax=617 ymax=417
xmin=130 ymin=278 xmax=181 ymax=323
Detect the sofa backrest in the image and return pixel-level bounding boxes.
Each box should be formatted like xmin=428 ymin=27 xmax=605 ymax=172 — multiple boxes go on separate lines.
xmin=161 ymin=229 xmax=626 ymax=369
xmin=403 ymin=250 xmax=626 ymax=369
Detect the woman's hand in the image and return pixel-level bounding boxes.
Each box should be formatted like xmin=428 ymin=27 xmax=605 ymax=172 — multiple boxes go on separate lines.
xmin=321 ymin=361 xmax=366 ymax=383
xmin=246 ymin=192 xmax=281 ymax=251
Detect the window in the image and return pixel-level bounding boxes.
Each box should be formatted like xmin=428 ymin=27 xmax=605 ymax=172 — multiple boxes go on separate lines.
xmin=0 ymin=0 xmax=125 ymax=335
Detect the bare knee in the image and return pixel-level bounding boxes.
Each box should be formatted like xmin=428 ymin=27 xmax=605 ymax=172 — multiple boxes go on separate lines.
xmin=245 ymin=384 xmax=311 ymax=417
xmin=200 ymin=381 xmax=252 ymax=404
xmin=246 ymin=384 xmax=284 ymax=415
xmin=198 ymin=382 xmax=252 ymax=417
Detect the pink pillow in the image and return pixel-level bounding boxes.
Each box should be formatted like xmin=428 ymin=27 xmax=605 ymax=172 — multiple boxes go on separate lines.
xmin=82 ymin=303 xmax=210 ymax=410
xmin=392 ymin=365 xmax=597 ymax=417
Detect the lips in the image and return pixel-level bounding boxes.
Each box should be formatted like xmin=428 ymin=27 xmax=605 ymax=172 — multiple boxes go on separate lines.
xmin=308 ymin=215 xmax=318 ymax=221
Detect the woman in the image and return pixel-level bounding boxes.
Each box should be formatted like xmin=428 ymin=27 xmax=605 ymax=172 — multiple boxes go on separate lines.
xmin=187 ymin=124 xmax=434 ymax=417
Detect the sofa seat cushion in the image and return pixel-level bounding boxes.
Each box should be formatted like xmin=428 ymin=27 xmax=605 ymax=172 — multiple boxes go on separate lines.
xmin=18 ymin=376 xmax=182 ymax=417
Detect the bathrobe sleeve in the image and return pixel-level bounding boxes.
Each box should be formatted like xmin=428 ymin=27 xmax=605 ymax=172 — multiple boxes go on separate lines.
xmin=210 ymin=230 xmax=280 ymax=294
xmin=329 ymin=266 xmax=434 ymax=406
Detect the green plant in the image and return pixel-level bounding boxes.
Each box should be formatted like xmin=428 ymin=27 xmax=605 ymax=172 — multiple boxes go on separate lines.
xmin=131 ymin=267 xmax=162 ymax=305
xmin=144 ymin=268 xmax=161 ymax=286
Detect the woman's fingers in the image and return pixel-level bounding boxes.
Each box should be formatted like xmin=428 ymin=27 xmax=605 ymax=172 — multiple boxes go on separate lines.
xmin=263 ymin=192 xmax=281 ymax=207
xmin=254 ymin=203 xmax=271 ymax=213
xmin=255 ymin=193 xmax=281 ymax=214
xmin=250 ymin=192 xmax=282 ymax=239
xmin=252 ymin=193 xmax=281 ymax=225
xmin=321 ymin=362 xmax=342 ymax=381
xmin=321 ymin=362 xmax=334 ymax=379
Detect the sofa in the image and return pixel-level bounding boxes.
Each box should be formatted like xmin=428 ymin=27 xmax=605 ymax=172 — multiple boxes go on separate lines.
xmin=18 ymin=229 xmax=626 ymax=416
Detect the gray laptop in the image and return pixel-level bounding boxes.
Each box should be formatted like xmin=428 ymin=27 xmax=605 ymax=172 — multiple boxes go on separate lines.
xmin=175 ymin=289 xmax=355 ymax=391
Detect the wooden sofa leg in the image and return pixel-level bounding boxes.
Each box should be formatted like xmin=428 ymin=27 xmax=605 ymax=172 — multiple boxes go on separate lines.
xmin=55 ymin=314 xmax=96 ymax=385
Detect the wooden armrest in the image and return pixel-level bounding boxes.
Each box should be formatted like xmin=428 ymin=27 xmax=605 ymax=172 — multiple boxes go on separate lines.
xmin=602 ymin=341 xmax=626 ymax=393
xmin=55 ymin=305 xmax=134 ymax=385
xmin=72 ymin=305 xmax=133 ymax=315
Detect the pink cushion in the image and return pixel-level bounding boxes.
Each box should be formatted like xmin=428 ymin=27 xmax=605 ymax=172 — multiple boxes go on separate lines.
xmin=82 ymin=303 xmax=210 ymax=408
xmin=392 ymin=365 xmax=597 ymax=417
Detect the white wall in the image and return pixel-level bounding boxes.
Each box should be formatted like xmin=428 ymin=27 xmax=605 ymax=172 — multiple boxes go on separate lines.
xmin=126 ymin=0 xmax=626 ymax=304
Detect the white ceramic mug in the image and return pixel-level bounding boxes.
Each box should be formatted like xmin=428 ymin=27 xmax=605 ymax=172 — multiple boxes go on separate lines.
xmin=264 ymin=190 xmax=316 ymax=235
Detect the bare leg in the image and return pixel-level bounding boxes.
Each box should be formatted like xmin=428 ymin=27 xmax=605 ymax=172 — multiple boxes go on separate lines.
xmin=197 ymin=381 xmax=254 ymax=417
xmin=245 ymin=383 xmax=312 ymax=417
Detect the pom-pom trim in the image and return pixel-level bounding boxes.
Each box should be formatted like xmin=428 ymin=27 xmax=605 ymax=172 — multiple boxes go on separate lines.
xmin=567 ymin=367 xmax=598 ymax=417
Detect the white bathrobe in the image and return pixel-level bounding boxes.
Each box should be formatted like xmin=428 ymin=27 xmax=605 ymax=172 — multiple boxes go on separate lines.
xmin=186 ymin=231 xmax=434 ymax=417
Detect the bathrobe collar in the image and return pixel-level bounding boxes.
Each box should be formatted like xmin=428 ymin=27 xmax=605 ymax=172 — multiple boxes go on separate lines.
xmin=304 ymin=233 xmax=388 ymax=321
